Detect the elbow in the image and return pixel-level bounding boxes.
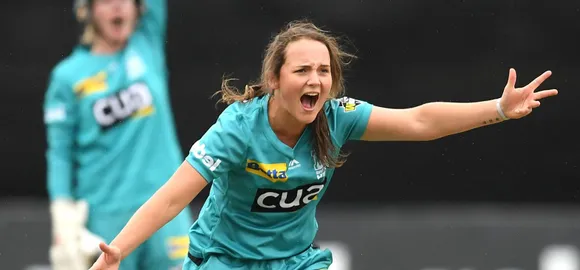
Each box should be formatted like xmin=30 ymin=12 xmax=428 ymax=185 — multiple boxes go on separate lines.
xmin=412 ymin=105 xmax=443 ymax=141
xmin=167 ymin=194 xmax=185 ymax=215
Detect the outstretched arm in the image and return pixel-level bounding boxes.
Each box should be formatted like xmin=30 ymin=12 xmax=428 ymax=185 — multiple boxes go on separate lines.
xmin=89 ymin=162 xmax=207 ymax=269
xmin=361 ymin=69 xmax=558 ymax=142
xmin=112 ymin=162 xmax=206 ymax=260
xmin=90 ymin=109 xmax=249 ymax=269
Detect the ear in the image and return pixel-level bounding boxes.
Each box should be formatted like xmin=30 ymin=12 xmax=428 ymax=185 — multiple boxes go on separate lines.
xmin=76 ymin=5 xmax=88 ymax=22
xmin=266 ymin=72 xmax=279 ymax=90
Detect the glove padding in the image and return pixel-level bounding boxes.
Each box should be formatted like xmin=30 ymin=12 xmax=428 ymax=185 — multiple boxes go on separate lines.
xmin=50 ymin=199 xmax=105 ymax=270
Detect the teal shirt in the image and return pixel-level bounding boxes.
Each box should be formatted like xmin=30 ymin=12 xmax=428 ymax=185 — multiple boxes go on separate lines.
xmin=186 ymin=95 xmax=373 ymax=260
xmin=43 ymin=0 xmax=182 ymax=213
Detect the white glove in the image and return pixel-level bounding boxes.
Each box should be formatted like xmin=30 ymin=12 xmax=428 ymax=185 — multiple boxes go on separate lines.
xmin=49 ymin=199 xmax=106 ymax=270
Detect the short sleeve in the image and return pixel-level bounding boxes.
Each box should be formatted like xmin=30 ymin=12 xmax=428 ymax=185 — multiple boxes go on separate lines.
xmin=326 ymin=96 xmax=373 ymax=146
xmin=185 ymin=111 xmax=249 ymax=183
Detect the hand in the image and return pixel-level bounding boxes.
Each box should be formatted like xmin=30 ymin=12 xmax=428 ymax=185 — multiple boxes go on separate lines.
xmin=499 ymin=68 xmax=558 ymax=119
xmin=50 ymin=241 xmax=88 ymax=270
xmin=89 ymin=242 xmax=122 ymax=270
xmin=50 ymin=199 xmax=96 ymax=270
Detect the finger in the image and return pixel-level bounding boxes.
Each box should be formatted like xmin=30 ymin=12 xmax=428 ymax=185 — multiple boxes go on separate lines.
xmin=534 ymin=89 xmax=558 ymax=100
xmin=525 ymin=70 xmax=552 ymax=90
xmin=505 ymin=68 xmax=517 ymax=89
xmin=531 ymin=100 xmax=541 ymax=108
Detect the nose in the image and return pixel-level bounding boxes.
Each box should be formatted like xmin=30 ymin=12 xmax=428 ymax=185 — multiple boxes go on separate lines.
xmin=113 ymin=0 xmax=123 ymax=10
xmin=306 ymin=71 xmax=321 ymax=87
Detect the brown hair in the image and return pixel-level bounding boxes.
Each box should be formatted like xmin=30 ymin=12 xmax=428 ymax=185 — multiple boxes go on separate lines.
xmin=214 ymin=19 xmax=356 ymax=168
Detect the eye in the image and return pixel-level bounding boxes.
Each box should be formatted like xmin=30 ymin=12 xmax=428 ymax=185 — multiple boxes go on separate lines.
xmin=295 ymin=69 xmax=306 ymax=73
xmin=320 ymin=68 xmax=330 ymax=73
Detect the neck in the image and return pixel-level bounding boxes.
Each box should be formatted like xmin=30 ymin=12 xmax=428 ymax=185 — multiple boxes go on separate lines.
xmin=268 ymin=95 xmax=306 ymax=144
xmin=91 ymin=37 xmax=125 ymax=54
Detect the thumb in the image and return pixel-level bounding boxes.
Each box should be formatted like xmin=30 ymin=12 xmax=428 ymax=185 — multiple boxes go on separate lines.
xmin=505 ymin=68 xmax=517 ymax=89
xmin=99 ymin=242 xmax=121 ymax=262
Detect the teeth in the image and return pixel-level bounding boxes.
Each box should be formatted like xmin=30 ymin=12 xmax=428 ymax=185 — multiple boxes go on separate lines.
xmin=305 ymin=93 xmax=319 ymax=96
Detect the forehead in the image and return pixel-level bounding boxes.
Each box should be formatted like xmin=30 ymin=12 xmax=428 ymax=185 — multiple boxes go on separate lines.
xmin=93 ymin=0 xmax=134 ymax=6
xmin=284 ymin=38 xmax=330 ymax=66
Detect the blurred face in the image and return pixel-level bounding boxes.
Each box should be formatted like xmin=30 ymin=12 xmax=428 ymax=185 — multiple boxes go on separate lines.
xmin=272 ymin=38 xmax=332 ymax=124
xmin=92 ymin=0 xmax=138 ymax=44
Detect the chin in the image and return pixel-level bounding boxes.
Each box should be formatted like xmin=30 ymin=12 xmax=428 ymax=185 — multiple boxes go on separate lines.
xmin=104 ymin=30 xmax=131 ymax=44
xmin=296 ymin=111 xmax=319 ymax=125
xmin=302 ymin=117 xmax=317 ymax=125
xmin=112 ymin=34 xmax=130 ymax=43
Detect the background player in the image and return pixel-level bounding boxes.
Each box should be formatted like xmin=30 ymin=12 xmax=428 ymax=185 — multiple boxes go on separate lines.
xmin=43 ymin=0 xmax=193 ymax=269
xmin=89 ymin=20 xmax=558 ymax=270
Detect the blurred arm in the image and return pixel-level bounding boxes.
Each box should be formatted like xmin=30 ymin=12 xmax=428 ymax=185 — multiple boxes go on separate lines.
xmin=44 ymin=73 xmax=77 ymax=200
xmin=109 ymin=161 xmax=207 ymax=259
xmin=138 ymin=0 xmax=167 ymax=40
xmin=361 ymin=99 xmax=504 ymax=141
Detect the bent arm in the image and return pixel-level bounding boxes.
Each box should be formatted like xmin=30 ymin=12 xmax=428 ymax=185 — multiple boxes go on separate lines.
xmin=44 ymin=74 xmax=77 ymax=200
xmin=361 ymin=98 xmax=505 ymax=141
xmin=46 ymin=122 xmax=76 ymax=200
xmin=109 ymin=161 xmax=207 ymax=259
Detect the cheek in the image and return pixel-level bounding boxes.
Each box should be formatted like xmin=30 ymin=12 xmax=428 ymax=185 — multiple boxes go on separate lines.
xmin=93 ymin=16 xmax=109 ymax=32
xmin=92 ymin=6 xmax=110 ymax=21
xmin=278 ymin=77 xmax=302 ymax=100
xmin=321 ymin=78 xmax=332 ymax=97
xmin=126 ymin=8 xmax=139 ymax=23
xmin=278 ymin=88 xmax=300 ymax=110
xmin=280 ymin=74 xmax=302 ymax=89
xmin=92 ymin=10 xmax=112 ymax=29
xmin=323 ymin=76 xmax=333 ymax=89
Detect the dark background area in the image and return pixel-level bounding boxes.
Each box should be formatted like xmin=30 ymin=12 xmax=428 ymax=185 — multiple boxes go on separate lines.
xmin=1 ymin=0 xmax=578 ymax=205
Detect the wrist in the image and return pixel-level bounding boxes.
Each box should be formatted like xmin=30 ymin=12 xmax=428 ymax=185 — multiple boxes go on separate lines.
xmin=109 ymin=239 xmax=128 ymax=260
xmin=496 ymin=99 xmax=509 ymax=121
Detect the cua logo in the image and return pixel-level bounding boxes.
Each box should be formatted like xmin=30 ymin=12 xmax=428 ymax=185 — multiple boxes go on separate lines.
xmin=92 ymin=82 xmax=154 ymax=129
xmin=251 ymin=180 xmax=326 ymax=212
xmin=190 ymin=141 xmax=222 ymax=172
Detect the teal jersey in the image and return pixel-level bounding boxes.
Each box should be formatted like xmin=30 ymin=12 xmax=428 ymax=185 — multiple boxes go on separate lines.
xmin=185 ymin=95 xmax=373 ymax=260
xmin=43 ymin=0 xmax=182 ymax=213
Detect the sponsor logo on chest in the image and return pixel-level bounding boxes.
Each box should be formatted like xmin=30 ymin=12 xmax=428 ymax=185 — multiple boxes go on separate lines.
xmin=247 ymin=154 xmax=328 ymax=212
xmin=251 ymin=179 xmax=326 ymax=212
xmin=92 ymin=82 xmax=155 ymax=129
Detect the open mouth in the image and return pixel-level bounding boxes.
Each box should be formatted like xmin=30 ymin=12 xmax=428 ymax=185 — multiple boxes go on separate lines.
xmin=300 ymin=93 xmax=319 ymax=111
xmin=111 ymin=17 xmax=124 ymax=27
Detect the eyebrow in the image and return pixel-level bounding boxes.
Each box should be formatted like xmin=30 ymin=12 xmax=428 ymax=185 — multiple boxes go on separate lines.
xmin=295 ymin=64 xmax=331 ymax=68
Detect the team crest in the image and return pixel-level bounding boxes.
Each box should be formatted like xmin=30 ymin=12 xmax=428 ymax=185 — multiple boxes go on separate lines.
xmin=311 ymin=151 xmax=326 ymax=180
xmin=337 ymin=97 xmax=361 ymax=112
